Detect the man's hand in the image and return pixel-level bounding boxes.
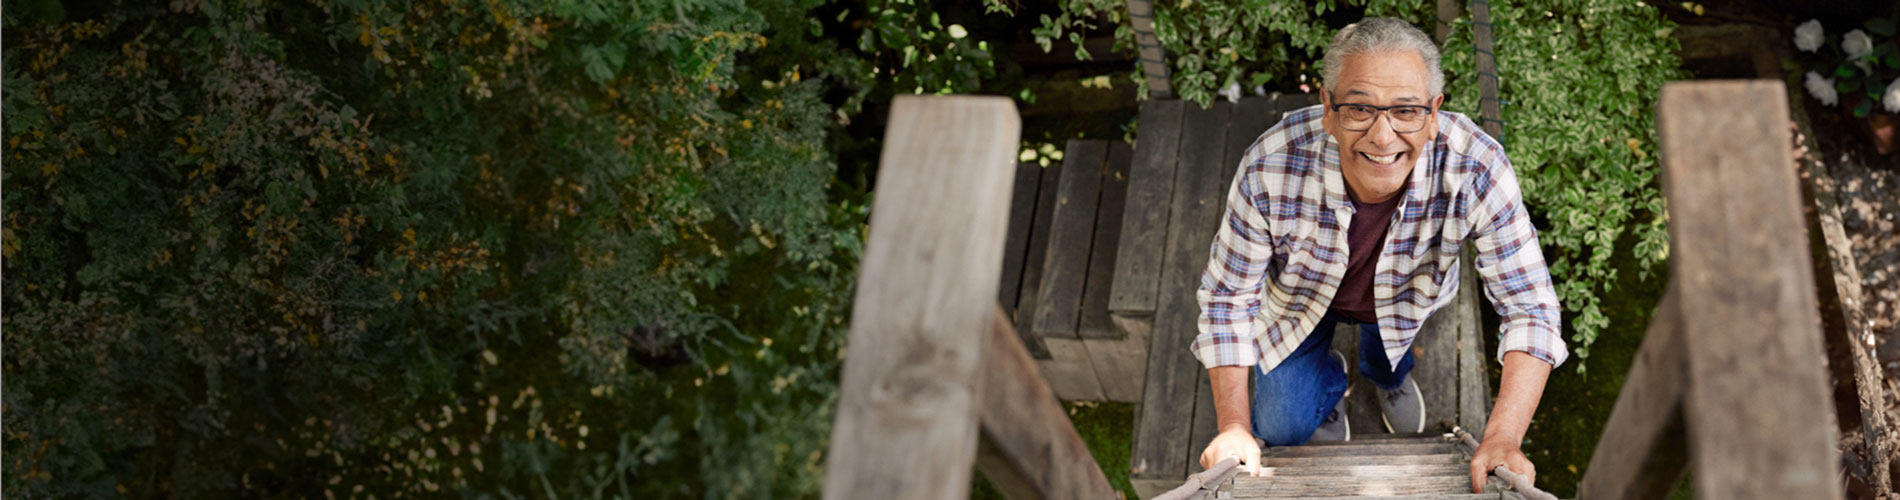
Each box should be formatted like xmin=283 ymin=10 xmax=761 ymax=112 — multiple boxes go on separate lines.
xmin=1199 ymin=424 xmax=1262 ymax=477
xmin=1468 ymin=438 xmax=1535 ymax=493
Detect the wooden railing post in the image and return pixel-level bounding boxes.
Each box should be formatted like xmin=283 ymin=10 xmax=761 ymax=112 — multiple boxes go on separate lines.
xmin=823 ymin=95 xmax=1116 ymax=500
xmin=1656 ymin=80 xmax=1842 ymax=500
xmin=822 ymin=96 xmax=1022 ymax=500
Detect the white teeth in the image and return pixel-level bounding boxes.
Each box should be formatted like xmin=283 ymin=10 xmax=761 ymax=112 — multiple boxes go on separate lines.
xmin=1363 ymin=152 xmax=1399 ymax=165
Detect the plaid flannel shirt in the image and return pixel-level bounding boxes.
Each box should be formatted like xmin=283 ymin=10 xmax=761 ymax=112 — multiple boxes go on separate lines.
xmin=1192 ymin=104 xmax=1567 ymax=373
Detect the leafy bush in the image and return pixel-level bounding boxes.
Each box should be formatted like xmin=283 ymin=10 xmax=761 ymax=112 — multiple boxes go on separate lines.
xmin=0 ymin=0 xmax=902 ymax=496
xmin=1011 ymin=0 xmax=1684 ymax=369
xmin=1439 ymin=0 xmax=1684 ymax=368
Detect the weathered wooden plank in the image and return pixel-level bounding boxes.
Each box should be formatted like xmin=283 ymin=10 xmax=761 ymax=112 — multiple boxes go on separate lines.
xmin=1263 ymin=454 xmax=1465 ymax=467
xmin=1305 ymin=434 xmax=1450 ymax=445
xmin=1035 ymin=140 xmax=1110 ymax=340
xmin=1577 ymin=292 xmax=1687 ymax=500
xmin=1109 ymin=99 xmax=1187 ymax=324
xmin=1125 ymin=0 xmax=1172 ymax=99
xmin=1132 ymin=100 xmax=1231 ymax=487
xmin=1014 ymin=159 xmax=1064 ymax=360
xmin=1266 ymin=442 xmax=1461 ymax=458
xmin=1082 ymin=141 xmax=1147 ymax=402
xmin=1038 ymin=337 xmax=1106 ymax=401
xmin=975 ymin=307 xmax=1120 ymax=500
xmin=1233 ymin=475 xmax=1473 ymax=496
xmin=1256 ymin=463 xmax=1470 ymax=477
xmin=1412 ymin=252 xmax=1468 ymax=434
xmin=1188 ymin=368 xmax=1220 ymax=474
xmin=1080 ymin=140 xmax=1135 ymax=341
xmin=1788 ymin=84 xmax=1893 ymax=496
xmin=1658 ymin=81 xmax=1841 ymax=500
xmin=1223 ymin=97 xmax=1279 ymax=175
xmin=999 ymin=162 xmax=1045 ymax=316
xmin=1470 ymin=0 xmax=1503 ymax=140
xmin=822 ymin=96 xmax=1021 ymax=500
xmin=1455 ymin=246 xmax=1490 ymax=435
xmin=1435 ymin=0 xmax=1459 ymax=42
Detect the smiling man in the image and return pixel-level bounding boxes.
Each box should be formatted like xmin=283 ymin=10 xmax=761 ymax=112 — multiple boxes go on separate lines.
xmin=1192 ymin=18 xmax=1564 ymax=493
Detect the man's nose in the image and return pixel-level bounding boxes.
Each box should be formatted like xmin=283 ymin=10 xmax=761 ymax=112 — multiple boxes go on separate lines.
xmin=1364 ymin=113 xmax=1400 ymax=146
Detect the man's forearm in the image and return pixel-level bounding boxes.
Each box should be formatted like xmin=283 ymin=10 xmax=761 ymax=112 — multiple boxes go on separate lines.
xmin=1482 ymin=351 xmax=1552 ymax=445
xmin=1210 ymin=365 xmax=1252 ymax=432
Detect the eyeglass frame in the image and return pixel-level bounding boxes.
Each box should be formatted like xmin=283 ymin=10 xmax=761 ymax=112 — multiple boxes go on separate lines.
xmin=1322 ymin=91 xmax=1440 ymax=134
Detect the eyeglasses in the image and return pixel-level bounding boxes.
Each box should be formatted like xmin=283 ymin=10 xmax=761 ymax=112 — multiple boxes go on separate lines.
xmin=1329 ymin=102 xmax=1434 ymax=133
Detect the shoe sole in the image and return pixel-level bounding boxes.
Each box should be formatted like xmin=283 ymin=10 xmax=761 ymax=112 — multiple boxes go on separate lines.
xmin=1331 ymin=351 xmax=1351 ymax=441
xmin=1380 ymin=377 xmax=1426 ymax=434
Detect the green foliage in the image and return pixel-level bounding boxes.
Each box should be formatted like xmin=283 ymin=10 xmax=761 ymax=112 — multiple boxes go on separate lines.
xmin=1 ymin=0 xmax=889 ymax=497
xmin=1440 ymin=0 xmax=1685 ymax=370
xmin=1001 ymin=0 xmax=1430 ymax=103
xmin=1006 ymin=0 xmax=1684 ymax=370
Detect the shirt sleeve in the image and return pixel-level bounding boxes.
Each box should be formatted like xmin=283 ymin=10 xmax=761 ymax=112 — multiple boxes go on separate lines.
xmin=1467 ymin=150 xmax=1568 ymax=368
xmin=1192 ymin=157 xmax=1276 ymax=369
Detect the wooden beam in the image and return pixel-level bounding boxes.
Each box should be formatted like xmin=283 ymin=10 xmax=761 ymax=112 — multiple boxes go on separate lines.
xmin=976 ymin=308 xmax=1120 ymax=499
xmin=1455 ymin=246 xmax=1491 ymax=435
xmin=1787 ymin=80 xmax=1893 ymax=497
xmin=1577 ymin=291 xmax=1688 ymax=500
xmin=1034 ymin=140 xmax=1109 ymax=340
xmin=1657 ymin=81 xmax=1841 ymax=500
xmin=1110 ymin=99 xmax=1187 ymax=332
xmin=1470 ymin=0 xmax=1503 ymax=141
xmin=822 ymin=96 xmax=1021 ymax=500
xmin=1016 ymin=159 xmax=1065 ymax=359
xmin=1133 ymin=101 xmax=1230 ymax=486
xmin=1436 ymin=0 xmax=1459 ymax=43
xmin=999 ymin=162 xmax=1045 ymax=317
xmin=1125 ymin=0 xmax=1172 ymax=99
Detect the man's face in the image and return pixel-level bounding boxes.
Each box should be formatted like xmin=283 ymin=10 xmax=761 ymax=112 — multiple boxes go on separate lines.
xmin=1320 ymin=50 xmax=1443 ymax=203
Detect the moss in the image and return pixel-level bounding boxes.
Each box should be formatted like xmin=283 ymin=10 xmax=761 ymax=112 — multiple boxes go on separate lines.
xmin=972 ymin=402 xmax=1139 ymax=499
xmin=1513 ymin=235 xmax=1672 ymax=498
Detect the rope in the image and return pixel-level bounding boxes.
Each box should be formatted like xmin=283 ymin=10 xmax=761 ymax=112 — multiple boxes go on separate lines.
xmin=1153 ymin=457 xmax=1241 ymax=500
xmin=1451 ymin=426 xmax=1560 ymax=500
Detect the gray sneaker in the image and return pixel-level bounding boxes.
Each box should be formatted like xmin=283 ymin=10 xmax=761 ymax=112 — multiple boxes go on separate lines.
xmin=1379 ymin=376 xmax=1426 ymax=433
xmin=1310 ymin=351 xmax=1351 ymax=442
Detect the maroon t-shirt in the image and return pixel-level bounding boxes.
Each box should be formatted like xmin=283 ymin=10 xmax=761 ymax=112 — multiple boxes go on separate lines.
xmin=1330 ymin=188 xmax=1402 ymax=323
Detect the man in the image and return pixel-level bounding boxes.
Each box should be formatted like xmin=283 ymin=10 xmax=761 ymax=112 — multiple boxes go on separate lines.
xmin=1192 ymin=18 xmax=1564 ymax=493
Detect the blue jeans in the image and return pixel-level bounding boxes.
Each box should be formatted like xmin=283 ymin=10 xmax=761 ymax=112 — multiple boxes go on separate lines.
xmin=1250 ymin=311 xmax=1417 ymax=446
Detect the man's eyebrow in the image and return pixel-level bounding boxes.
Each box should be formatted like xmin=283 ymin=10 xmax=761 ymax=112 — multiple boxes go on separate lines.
xmin=1341 ymin=90 xmax=1423 ymax=103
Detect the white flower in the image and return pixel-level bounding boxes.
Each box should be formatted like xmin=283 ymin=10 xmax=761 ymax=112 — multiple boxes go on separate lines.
xmin=1795 ymin=20 xmax=1825 ymax=52
xmin=1219 ymin=81 xmax=1242 ymax=103
xmin=1806 ymin=71 xmax=1839 ymax=107
xmin=947 ymin=24 xmax=968 ymax=39
xmin=1844 ymin=29 xmax=1874 ymax=59
xmin=1885 ymin=78 xmax=1900 ymax=113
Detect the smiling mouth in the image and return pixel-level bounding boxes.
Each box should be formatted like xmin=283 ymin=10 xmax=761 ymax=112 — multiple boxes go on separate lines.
xmin=1359 ymin=151 xmax=1403 ymax=166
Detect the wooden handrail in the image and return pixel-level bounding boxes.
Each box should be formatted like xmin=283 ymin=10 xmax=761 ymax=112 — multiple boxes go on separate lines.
xmin=822 ymin=95 xmax=1115 ymax=500
xmin=1577 ymin=80 xmax=1844 ymax=500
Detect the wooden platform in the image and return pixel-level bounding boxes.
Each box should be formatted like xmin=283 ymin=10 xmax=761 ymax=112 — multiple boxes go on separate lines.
xmin=1116 ymin=96 xmax=1498 ymax=499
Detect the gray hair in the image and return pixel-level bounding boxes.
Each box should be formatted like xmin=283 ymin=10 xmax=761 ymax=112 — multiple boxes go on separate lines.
xmin=1321 ymin=18 xmax=1444 ymax=98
